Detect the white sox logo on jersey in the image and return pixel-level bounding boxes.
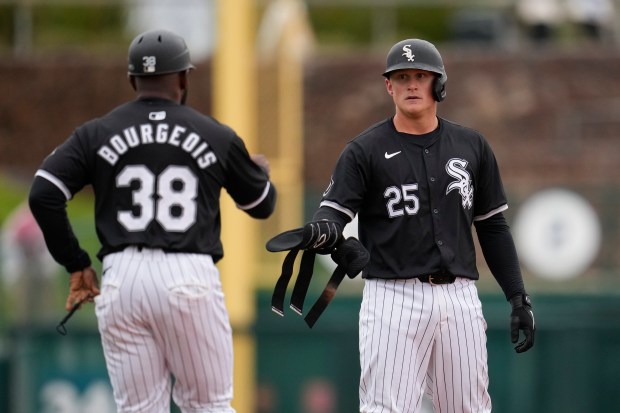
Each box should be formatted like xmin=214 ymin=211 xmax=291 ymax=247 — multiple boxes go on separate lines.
xmin=402 ymin=45 xmax=415 ymax=62
xmin=446 ymin=158 xmax=474 ymax=210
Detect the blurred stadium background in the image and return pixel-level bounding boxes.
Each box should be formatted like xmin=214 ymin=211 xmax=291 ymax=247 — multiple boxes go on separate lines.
xmin=1 ymin=0 xmax=620 ymax=412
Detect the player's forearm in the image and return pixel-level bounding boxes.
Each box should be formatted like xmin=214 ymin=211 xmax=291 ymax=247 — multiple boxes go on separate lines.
xmin=244 ymin=183 xmax=277 ymax=219
xmin=28 ymin=177 xmax=91 ymax=273
xmin=474 ymin=212 xmax=525 ymax=299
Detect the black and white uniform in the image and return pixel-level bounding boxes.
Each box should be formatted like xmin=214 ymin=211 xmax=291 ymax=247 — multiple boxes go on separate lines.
xmin=316 ymin=117 xmax=523 ymax=413
xmin=29 ymin=97 xmax=276 ymax=413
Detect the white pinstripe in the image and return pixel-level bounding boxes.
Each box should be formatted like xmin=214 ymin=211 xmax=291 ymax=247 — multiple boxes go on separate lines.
xmin=94 ymin=247 xmax=236 ymax=413
xmin=359 ymin=278 xmax=491 ymax=413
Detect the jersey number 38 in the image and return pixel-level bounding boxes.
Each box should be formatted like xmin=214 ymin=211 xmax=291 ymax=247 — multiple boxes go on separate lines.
xmin=116 ymin=165 xmax=198 ymax=232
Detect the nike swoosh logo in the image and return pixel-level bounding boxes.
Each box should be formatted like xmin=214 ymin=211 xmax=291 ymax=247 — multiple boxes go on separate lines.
xmin=385 ymin=151 xmax=402 ymax=159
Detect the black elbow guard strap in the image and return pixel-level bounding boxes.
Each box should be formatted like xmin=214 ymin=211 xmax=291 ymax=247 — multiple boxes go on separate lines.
xmin=266 ymin=221 xmax=369 ymax=328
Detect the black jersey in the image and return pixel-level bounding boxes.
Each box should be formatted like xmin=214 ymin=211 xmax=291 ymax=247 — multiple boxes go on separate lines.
xmin=35 ymin=97 xmax=273 ymax=262
xmin=320 ymin=117 xmax=507 ymax=280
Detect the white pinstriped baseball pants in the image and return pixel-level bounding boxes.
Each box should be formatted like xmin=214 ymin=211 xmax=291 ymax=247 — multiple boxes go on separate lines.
xmin=94 ymin=247 xmax=236 ymax=413
xmin=359 ymin=278 xmax=491 ymax=413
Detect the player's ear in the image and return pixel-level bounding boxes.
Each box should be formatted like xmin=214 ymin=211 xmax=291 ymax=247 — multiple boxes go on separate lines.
xmin=385 ymin=77 xmax=394 ymax=96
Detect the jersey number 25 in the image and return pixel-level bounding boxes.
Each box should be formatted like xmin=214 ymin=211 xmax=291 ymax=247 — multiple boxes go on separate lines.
xmin=384 ymin=184 xmax=420 ymax=218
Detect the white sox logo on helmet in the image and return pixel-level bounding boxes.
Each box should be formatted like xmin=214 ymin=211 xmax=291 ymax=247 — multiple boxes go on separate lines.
xmin=446 ymin=158 xmax=474 ymax=209
xmin=402 ymin=45 xmax=415 ymax=62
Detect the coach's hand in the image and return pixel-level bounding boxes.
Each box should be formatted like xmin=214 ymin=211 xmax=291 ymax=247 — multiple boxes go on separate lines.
xmin=301 ymin=220 xmax=342 ymax=253
xmin=509 ymin=293 xmax=535 ymax=353
xmin=66 ymin=267 xmax=101 ymax=311
xmin=251 ymin=154 xmax=270 ymax=175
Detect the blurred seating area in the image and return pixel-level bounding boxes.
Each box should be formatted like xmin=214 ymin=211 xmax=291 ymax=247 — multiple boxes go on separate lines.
xmin=513 ymin=0 xmax=617 ymax=45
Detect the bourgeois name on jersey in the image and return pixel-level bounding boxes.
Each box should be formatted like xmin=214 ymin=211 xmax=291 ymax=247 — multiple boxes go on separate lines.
xmin=97 ymin=120 xmax=217 ymax=169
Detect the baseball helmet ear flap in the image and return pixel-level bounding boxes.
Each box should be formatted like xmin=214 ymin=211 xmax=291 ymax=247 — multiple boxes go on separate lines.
xmin=433 ymin=75 xmax=447 ymax=102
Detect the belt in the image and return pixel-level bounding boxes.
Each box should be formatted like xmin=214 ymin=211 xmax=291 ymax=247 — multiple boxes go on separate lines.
xmin=418 ymin=273 xmax=457 ymax=285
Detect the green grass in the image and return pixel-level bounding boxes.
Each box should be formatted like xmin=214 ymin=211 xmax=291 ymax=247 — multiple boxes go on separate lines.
xmin=0 ymin=4 xmax=127 ymax=54
xmin=306 ymin=5 xmax=456 ymax=48
xmin=1 ymin=3 xmax=457 ymax=54
xmin=0 ymin=175 xmax=29 ymax=225
xmin=32 ymin=5 xmax=127 ymax=53
xmin=394 ymin=6 xmax=457 ymax=42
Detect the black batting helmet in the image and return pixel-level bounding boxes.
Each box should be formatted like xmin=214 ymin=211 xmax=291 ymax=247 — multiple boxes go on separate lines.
xmin=128 ymin=29 xmax=195 ymax=76
xmin=383 ymin=39 xmax=447 ymax=102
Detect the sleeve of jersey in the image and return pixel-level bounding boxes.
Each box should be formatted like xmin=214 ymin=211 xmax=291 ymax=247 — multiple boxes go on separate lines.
xmin=224 ymin=135 xmax=276 ymax=219
xmin=36 ymin=131 xmax=92 ymax=196
xmin=473 ymin=138 xmax=508 ymax=221
xmin=28 ymin=131 xmax=92 ymax=272
xmin=474 ymin=212 xmax=525 ymax=300
xmin=318 ymin=143 xmax=366 ymax=220
xmin=28 ymin=177 xmax=91 ymax=273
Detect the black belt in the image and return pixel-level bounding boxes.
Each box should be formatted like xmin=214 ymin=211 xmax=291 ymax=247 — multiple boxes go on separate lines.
xmin=418 ymin=273 xmax=457 ymax=284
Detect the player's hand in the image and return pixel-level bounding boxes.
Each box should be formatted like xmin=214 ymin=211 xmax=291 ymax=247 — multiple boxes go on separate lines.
xmin=331 ymin=237 xmax=370 ymax=279
xmin=251 ymin=154 xmax=270 ymax=175
xmin=301 ymin=220 xmax=342 ymax=253
xmin=509 ymin=293 xmax=535 ymax=353
xmin=65 ymin=267 xmax=101 ymax=311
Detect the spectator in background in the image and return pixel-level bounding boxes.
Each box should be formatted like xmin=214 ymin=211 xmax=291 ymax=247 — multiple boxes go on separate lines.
xmin=1 ymin=202 xmax=58 ymax=323
xmin=566 ymin=0 xmax=616 ymax=42
xmin=516 ymin=0 xmax=565 ymax=44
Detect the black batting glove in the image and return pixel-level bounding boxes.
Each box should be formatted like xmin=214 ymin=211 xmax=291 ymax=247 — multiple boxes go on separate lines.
xmin=509 ymin=293 xmax=535 ymax=353
xmin=331 ymin=237 xmax=370 ymax=279
xmin=301 ymin=220 xmax=342 ymax=253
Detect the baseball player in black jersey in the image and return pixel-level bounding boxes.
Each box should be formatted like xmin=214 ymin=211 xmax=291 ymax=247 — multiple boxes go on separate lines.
xmin=28 ymin=29 xmax=276 ymax=413
xmin=270 ymin=39 xmax=535 ymax=412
